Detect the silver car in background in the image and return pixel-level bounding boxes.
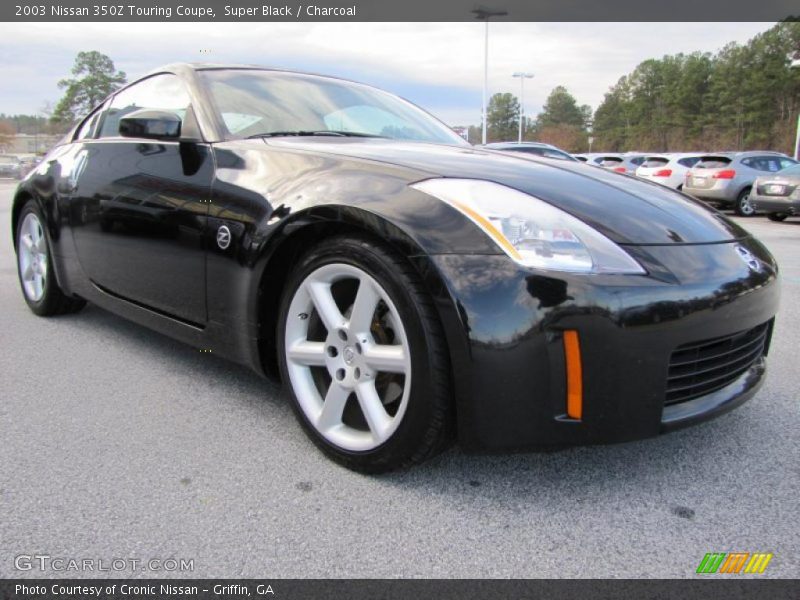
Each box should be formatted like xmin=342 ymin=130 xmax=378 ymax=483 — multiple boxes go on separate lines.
xmin=749 ymin=163 xmax=800 ymax=222
xmin=584 ymin=153 xmax=648 ymax=174
xmin=683 ymin=151 xmax=797 ymax=216
xmin=0 ymin=155 xmax=22 ymax=179
xmin=636 ymin=153 xmax=703 ymax=190
xmin=483 ymin=141 xmax=578 ymax=162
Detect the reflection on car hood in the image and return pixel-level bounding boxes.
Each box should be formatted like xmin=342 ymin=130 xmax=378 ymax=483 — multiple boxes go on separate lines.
xmin=261 ymin=138 xmax=749 ymax=245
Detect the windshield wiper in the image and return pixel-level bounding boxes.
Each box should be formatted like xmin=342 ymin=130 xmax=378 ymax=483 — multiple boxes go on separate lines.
xmin=247 ymin=130 xmax=386 ymax=139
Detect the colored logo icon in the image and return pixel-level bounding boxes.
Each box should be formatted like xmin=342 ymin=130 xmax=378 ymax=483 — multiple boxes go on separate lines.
xmin=696 ymin=552 xmax=773 ymax=574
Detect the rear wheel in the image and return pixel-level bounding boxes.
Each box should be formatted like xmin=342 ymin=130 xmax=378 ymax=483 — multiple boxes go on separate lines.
xmin=734 ymin=187 xmax=755 ymax=217
xmin=16 ymin=200 xmax=86 ymax=316
xmin=767 ymin=213 xmax=788 ymax=222
xmin=277 ymin=236 xmax=453 ymax=472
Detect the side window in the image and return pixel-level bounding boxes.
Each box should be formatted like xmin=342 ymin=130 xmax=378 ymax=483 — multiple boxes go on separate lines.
xmin=98 ymin=74 xmax=191 ymax=139
xmin=779 ymin=157 xmax=797 ymax=170
xmin=519 ymin=147 xmax=545 ymax=156
xmin=744 ymin=156 xmax=783 ymax=172
xmin=753 ymin=156 xmax=781 ymax=172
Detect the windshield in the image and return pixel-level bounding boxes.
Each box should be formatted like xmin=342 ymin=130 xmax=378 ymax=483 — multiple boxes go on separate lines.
xmin=642 ymin=157 xmax=669 ymax=168
xmin=695 ymin=156 xmax=732 ymax=169
xmin=199 ymin=70 xmax=467 ymax=145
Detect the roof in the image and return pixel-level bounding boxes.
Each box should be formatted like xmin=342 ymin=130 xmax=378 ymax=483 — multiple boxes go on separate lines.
xmin=484 ymin=142 xmax=556 ymax=149
xmin=146 ymin=62 xmax=359 ymax=85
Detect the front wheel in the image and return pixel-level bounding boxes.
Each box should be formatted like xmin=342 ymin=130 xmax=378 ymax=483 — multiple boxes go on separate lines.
xmin=767 ymin=213 xmax=788 ymax=222
xmin=16 ymin=200 xmax=86 ymax=316
xmin=277 ymin=236 xmax=453 ymax=472
xmin=734 ymin=187 xmax=755 ymax=217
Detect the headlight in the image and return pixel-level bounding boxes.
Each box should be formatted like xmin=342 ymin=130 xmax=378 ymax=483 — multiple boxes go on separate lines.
xmin=411 ymin=178 xmax=645 ymax=274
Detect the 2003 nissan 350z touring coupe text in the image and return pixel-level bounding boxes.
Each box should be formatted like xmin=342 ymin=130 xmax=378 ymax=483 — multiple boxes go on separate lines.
xmin=12 ymin=64 xmax=780 ymax=472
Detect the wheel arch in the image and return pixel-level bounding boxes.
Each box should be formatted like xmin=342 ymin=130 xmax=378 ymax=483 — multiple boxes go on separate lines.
xmin=251 ymin=206 xmax=469 ymax=411
xmin=11 ymin=187 xmax=36 ymax=250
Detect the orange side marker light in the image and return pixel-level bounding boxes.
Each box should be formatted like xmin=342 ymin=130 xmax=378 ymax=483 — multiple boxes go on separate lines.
xmin=563 ymin=330 xmax=583 ymax=420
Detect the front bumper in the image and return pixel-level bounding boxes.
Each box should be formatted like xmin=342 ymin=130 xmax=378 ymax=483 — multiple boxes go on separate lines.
xmin=750 ymin=196 xmax=800 ymax=215
xmin=424 ymin=236 xmax=780 ymax=451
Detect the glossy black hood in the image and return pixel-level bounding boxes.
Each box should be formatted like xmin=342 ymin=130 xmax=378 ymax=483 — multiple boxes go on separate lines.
xmin=262 ymin=138 xmax=749 ymax=245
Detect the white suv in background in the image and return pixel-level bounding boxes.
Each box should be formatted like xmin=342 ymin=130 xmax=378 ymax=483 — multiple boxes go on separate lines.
xmin=636 ymin=153 xmax=704 ymax=190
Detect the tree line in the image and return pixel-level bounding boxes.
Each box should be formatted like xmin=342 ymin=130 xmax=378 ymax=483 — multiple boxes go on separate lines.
xmin=471 ymin=21 xmax=799 ymax=153
xmin=592 ymin=21 xmax=800 ymax=153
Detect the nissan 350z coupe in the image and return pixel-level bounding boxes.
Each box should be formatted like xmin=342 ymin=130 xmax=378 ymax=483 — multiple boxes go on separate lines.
xmin=13 ymin=64 xmax=780 ymax=472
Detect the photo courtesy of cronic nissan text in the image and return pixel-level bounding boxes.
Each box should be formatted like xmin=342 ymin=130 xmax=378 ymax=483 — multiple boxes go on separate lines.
xmin=0 ymin=0 xmax=797 ymax=598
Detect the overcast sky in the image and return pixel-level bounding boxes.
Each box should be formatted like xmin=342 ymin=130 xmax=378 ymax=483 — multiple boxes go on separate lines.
xmin=0 ymin=22 xmax=774 ymax=125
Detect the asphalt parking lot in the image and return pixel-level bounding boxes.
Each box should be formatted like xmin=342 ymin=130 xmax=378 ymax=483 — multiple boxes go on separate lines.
xmin=0 ymin=179 xmax=798 ymax=579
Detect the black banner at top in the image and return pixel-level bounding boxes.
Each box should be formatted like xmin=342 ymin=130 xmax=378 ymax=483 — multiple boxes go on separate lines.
xmin=2 ymin=0 xmax=799 ymax=22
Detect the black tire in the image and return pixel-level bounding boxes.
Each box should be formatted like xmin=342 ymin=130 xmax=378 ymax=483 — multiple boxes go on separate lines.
xmin=767 ymin=213 xmax=788 ymax=222
xmin=276 ymin=235 xmax=453 ymax=473
xmin=734 ymin=187 xmax=755 ymax=217
xmin=15 ymin=199 xmax=86 ymax=317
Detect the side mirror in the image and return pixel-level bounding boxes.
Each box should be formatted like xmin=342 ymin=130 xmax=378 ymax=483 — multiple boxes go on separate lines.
xmin=119 ymin=109 xmax=181 ymax=140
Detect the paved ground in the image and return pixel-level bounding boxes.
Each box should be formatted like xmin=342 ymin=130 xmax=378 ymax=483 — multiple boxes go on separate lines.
xmin=1 ymin=179 xmax=798 ymax=578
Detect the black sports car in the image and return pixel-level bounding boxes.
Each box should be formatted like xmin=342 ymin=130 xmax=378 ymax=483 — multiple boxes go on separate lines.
xmin=13 ymin=64 xmax=779 ymax=472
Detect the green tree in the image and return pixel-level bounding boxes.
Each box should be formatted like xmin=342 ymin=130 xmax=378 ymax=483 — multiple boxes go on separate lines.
xmin=591 ymin=21 xmax=800 ymax=154
xmin=530 ymin=86 xmax=590 ymax=151
xmin=592 ymin=76 xmax=632 ymax=151
xmin=52 ymin=51 xmax=126 ymax=125
xmin=535 ymin=86 xmax=591 ymax=131
xmin=486 ymin=92 xmax=520 ymax=142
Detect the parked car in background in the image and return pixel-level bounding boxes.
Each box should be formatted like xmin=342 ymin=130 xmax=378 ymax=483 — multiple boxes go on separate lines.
xmin=583 ymin=153 xmax=647 ymax=174
xmin=749 ymin=163 xmax=800 ymax=222
xmin=17 ymin=154 xmax=41 ymax=177
xmin=0 ymin=154 xmax=22 ymax=179
xmin=573 ymin=154 xmax=589 ymax=162
xmin=684 ymin=151 xmax=798 ymax=216
xmin=483 ymin=141 xmax=578 ymax=162
xmin=636 ymin=153 xmax=703 ymax=190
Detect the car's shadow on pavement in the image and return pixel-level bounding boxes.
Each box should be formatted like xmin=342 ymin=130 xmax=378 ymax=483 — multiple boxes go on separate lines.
xmin=53 ymin=299 xmax=778 ymax=517
xmin=61 ymin=302 xmax=284 ymax=410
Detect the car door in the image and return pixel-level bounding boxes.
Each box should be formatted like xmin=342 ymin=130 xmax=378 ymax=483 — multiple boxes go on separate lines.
xmin=69 ymin=73 xmax=212 ymax=325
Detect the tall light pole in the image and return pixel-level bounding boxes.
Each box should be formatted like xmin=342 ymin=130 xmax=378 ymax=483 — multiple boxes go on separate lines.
xmin=512 ymin=72 xmax=533 ymax=143
xmin=792 ymin=57 xmax=800 ymax=160
xmin=472 ymin=6 xmax=508 ymax=145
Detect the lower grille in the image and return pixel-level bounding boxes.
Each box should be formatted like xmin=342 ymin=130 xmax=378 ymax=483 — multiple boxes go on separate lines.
xmin=665 ymin=322 xmax=771 ymax=406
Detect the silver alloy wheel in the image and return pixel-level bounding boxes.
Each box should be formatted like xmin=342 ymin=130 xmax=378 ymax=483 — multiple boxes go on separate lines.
xmin=284 ymin=263 xmax=412 ymax=451
xmin=739 ymin=191 xmax=755 ymax=216
xmin=18 ymin=212 xmax=48 ymax=302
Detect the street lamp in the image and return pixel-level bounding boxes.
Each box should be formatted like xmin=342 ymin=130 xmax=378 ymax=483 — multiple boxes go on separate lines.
xmin=472 ymin=5 xmax=508 ymax=145
xmin=512 ymin=72 xmax=534 ymax=143
xmin=792 ymin=58 xmax=800 ymax=160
